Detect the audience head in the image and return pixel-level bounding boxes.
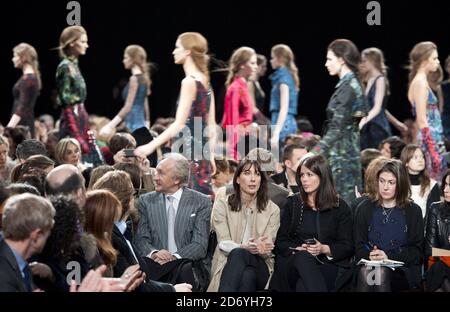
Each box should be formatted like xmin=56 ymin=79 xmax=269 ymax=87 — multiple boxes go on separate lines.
xmin=2 ymin=194 xmax=55 ymax=258
xmin=246 ymin=148 xmax=277 ymax=175
xmin=379 ymin=136 xmax=405 ymax=159
xmin=88 ymin=165 xmax=115 ymax=189
xmin=109 ymin=132 xmax=137 ymax=156
xmin=55 ymin=138 xmax=81 ymax=167
xmin=3 ymin=126 xmax=30 ymax=159
xmin=6 ymin=183 xmax=40 ymax=196
xmin=113 ymin=162 xmax=141 ymax=190
xmin=92 ymin=170 xmax=134 ymax=220
xmin=83 ymin=190 xmax=121 ymax=266
xmin=154 ymin=153 xmax=190 ymax=194
xmin=212 ymin=159 xmax=230 ymax=188
xmin=45 ymin=164 xmax=86 ymax=208
xmin=361 ymin=148 xmax=383 ymax=171
xmin=230 ymin=158 xmax=268 ymax=213
xmin=282 ymin=143 xmax=308 ymax=174
xmin=43 ymin=195 xmax=82 ymax=261
xmin=0 ymin=136 xmax=9 ymax=168
xmin=16 ymin=139 xmax=48 ymax=163
xmin=296 ymin=154 xmax=338 ymax=210
xmin=375 ymin=159 xmax=411 ymax=208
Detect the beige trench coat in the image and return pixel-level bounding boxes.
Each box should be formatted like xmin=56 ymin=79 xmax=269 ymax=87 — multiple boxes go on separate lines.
xmin=207 ymin=195 xmax=280 ymax=292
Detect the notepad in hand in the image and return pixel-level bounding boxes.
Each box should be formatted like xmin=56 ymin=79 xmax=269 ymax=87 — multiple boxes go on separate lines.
xmin=357 ymin=258 xmax=404 ymax=268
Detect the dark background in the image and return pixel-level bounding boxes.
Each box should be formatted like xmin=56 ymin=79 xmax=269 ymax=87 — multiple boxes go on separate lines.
xmin=1 ymin=0 xmax=449 ymax=134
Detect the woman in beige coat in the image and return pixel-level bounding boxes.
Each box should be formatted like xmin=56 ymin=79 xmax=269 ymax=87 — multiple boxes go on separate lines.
xmin=208 ymin=158 xmax=280 ymax=292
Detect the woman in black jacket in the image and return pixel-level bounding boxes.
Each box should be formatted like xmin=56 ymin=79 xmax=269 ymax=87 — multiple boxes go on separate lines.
xmin=354 ymin=159 xmax=424 ymax=292
xmin=425 ymin=169 xmax=450 ymax=291
xmin=270 ymin=154 xmax=353 ymax=292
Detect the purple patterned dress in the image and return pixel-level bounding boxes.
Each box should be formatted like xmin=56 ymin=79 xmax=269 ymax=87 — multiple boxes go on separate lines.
xmin=178 ymin=78 xmax=213 ymax=196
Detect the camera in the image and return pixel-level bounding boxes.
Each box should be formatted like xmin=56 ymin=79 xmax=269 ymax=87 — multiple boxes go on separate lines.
xmin=123 ymin=149 xmax=136 ymax=157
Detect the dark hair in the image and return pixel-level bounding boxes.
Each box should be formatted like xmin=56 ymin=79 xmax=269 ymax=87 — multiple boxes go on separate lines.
xmin=212 ymin=159 xmax=229 ymax=178
xmin=380 ymin=136 xmax=406 ymax=159
xmin=16 ymin=169 xmax=47 ymax=196
xmin=328 ymin=39 xmax=361 ymax=77
xmin=400 ymin=144 xmax=430 ymax=196
xmin=441 ymin=169 xmax=450 ymax=207
xmin=108 ymin=133 xmax=136 ymax=155
xmin=16 ymin=139 xmax=48 ymax=161
xmin=375 ymin=159 xmax=411 ymax=208
xmin=10 ymin=155 xmax=54 ymax=183
xmin=45 ymin=172 xmax=84 ymax=196
xmin=296 ymin=155 xmax=338 ymax=210
xmin=42 ymin=195 xmax=82 ymax=262
xmin=227 ymin=159 xmax=239 ymax=174
xmin=256 ymin=54 xmax=267 ymax=66
xmin=88 ymin=165 xmax=115 ymax=189
xmin=296 ymin=117 xmax=314 ymax=133
xmin=229 ymin=159 xmax=268 ymax=213
xmin=7 ymin=183 xmax=40 ymax=196
xmin=282 ymin=143 xmax=307 ymax=163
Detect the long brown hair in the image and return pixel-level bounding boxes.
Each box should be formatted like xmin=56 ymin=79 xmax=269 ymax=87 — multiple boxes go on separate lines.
xmin=400 ymin=144 xmax=431 ymax=197
xmin=375 ymin=160 xmax=412 ymax=209
xmin=225 ymin=46 xmax=255 ymax=87
xmin=296 ymin=155 xmax=338 ymax=210
xmin=361 ymin=47 xmax=390 ymax=95
xmin=58 ymin=25 xmax=87 ymax=58
xmin=13 ymin=43 xmax=42 ymax=90
xmin=328 ymin=39 xmax=362 ymax=80
xmin=125 ymin=45 xmax=152 ymax=94
xmin=408 ymin=41 xmax=437 ymax=85
xmin=271 ymin=44 xmax=300 ymax=90
xmin=229 ymin=158 xmax=268 ymax=213
xmin=83 ymin=190 xmax=122 ymax=266
xmin=178 ymin=32 xmax=210 ymax=83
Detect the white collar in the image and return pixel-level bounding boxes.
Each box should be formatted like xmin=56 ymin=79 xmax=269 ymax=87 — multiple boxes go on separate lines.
xmin=166 ymin=188 xmax=183 ymax=202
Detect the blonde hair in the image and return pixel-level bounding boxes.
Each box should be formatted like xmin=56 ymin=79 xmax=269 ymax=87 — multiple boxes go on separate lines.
xmin=271 ymin=44 xmax=300 ymax=90
xmin=58 ymin=25 xmax=87 ymax=58
xmin=362 ymin=47 xmax=390 ymax=95
xmin=225 ymin=46 xmax=255 ymax=87
xmin=408 ymin=41 xmax=437 ymax=85
xmin=55 ymin=138 xmax=81 ymax=165
xmin=125 ymin=45 xmax=152 ymax=93
xmin=13 ymin=43 xmax=42 ymax=90
xmin=178 ymin=32 xmax=210 ymax=82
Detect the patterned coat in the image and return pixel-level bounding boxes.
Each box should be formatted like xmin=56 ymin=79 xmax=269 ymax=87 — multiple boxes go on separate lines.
xmin=313 ymin=72 xmax=367 ymax=203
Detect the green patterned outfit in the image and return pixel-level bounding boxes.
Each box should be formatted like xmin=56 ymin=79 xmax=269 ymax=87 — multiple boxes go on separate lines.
xmin=313 ymin=72 xmax=367 ymax=204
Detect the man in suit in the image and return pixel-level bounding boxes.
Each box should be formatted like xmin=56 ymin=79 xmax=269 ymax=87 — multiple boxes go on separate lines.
xmin=0 ymin=194 xmax=55 ymax=292
xmin=135 ymin=153 xmax=211 ymax=289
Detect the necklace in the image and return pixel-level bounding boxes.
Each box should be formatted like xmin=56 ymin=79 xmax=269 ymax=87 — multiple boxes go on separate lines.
xmin=381 ymin=206 xmax=394 ymax=224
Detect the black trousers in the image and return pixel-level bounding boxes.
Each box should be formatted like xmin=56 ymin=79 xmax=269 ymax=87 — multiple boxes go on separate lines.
xmin=287 ymin=251 xmax=338 ymax=292
xmin=144 ymin=258 xmax=196 ymax=286
xmin=219 ymin=248 xmax=269 ymax=292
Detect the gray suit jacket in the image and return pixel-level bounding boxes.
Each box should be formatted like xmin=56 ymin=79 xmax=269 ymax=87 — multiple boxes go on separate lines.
xmin=135 ymin=187 xmax=212 ymax=261
xmin=0 ymin=239 xmax=29 ymax=292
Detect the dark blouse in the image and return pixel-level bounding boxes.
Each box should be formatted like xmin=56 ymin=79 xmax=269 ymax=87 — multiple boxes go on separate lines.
xmin=368 ymin=206 xmax=407 ymax=254
xmin=12 ymin=73 xmax=39 ymax=136
xmin=56 ymin=57 xmax=87 ymax=108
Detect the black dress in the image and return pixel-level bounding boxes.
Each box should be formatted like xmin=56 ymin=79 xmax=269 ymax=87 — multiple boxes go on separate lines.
xmin=11 ymin=73 xmax=39 ymax=137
